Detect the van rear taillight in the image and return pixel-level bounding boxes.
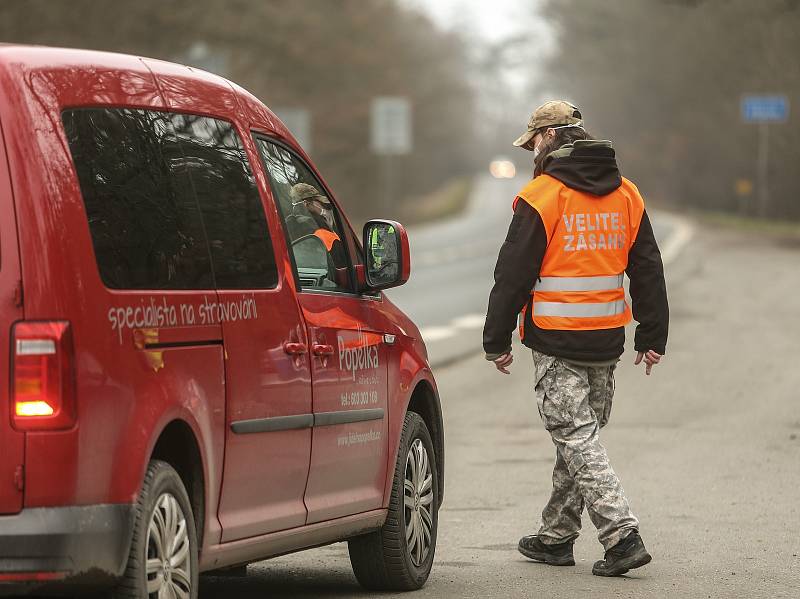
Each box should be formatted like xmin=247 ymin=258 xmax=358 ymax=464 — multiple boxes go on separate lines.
xmin=11 ymin=321 xmax=75 ymax=431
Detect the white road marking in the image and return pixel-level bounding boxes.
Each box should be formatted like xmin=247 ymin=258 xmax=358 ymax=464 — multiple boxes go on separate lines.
xmin=659 ymin=214 xmax=694 ymax=265
xmin=420 ymin=313 xmax=486 ymax=343
xmin=419 ymin=326 xmax=457 ymax=342
xmin=451 ymin=314 xmax=486 ymax=329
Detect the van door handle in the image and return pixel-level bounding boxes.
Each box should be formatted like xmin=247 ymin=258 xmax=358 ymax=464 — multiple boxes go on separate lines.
xmin=283 ymin=342 xmax=307 ymax=355
xmin=312 ymin=344 xmax=335 ymax=356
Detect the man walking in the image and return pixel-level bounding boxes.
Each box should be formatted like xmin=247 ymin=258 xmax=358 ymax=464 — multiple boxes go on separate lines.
xmin=483 ymin=100 xmax=668 ymax=576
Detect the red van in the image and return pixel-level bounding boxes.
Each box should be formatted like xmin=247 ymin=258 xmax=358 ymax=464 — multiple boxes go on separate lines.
xmin=0 ymin=45 xmax=443 ymax=597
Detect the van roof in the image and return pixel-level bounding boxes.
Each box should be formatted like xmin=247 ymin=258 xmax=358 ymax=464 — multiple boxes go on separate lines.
xmin=0 ymin=43 xmax=230 ymax=84
xmin=0 ymin=43 xmax=291 ymax=141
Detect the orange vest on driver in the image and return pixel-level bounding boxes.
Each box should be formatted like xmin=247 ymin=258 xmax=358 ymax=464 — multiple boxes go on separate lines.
xmin=314 ymin=228 xmax=341 ymax=252
xmin=514 ymin=174 xmax=646 ymax=331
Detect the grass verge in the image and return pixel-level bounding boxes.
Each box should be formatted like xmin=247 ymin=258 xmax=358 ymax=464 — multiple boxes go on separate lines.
xmin=696 ymin=209 xmax=800 ymax=239
xmin=398 ymin=177 xmax=472 ymax=226
xmin=645 ymin=195 xmax=800 ymax=240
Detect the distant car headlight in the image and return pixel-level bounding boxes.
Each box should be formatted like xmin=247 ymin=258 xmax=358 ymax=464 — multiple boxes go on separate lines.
xmin=489 ymin=160 xmax=516 ymax=179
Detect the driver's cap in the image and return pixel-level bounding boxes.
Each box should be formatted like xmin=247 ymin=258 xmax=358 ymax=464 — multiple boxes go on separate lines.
xmin=290 ymin=182 xmax=332 ymax=206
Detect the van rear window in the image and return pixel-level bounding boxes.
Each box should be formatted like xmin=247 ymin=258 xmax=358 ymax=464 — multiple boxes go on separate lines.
xmin=62 ymin=109 xmax=278 ymax=290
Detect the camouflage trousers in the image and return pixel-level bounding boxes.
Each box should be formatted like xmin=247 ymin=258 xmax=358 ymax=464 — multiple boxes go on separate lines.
xmin=532 ymin=350 xmax=639 ymax=550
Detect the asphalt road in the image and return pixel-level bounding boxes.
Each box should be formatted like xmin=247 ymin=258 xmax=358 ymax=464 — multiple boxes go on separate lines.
xmin=200 ymin=176 xmax=800 ymax=598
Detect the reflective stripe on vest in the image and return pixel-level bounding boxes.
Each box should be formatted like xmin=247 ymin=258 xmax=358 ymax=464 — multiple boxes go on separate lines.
xmin=532 ymin=274 xmax=626 ymax=319
xmin=533 ymin=274 xmax=624 ymax=293
xmin=533 ymin=300 xmax=627 ymax=318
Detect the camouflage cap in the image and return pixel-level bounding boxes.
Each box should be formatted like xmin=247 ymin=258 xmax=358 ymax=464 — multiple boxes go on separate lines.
xmin=290 ymin=182 xmax=331 ymax=206
xmin=513 ymin=100 xmax=583 ymax=149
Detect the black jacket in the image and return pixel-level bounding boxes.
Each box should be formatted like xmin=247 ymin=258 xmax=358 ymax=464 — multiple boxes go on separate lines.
xmin=483 ymin=141 xmax=669 ymax=362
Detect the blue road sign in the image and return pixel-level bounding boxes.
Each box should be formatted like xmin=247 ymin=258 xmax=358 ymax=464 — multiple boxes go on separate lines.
xmin=741 ymin=95 xmax=790 ymax=123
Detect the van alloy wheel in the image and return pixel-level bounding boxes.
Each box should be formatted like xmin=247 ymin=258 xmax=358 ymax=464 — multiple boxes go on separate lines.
xmin=348 ymin=412 xmax=439 ymax=591
xmin=146 ymin=492 xmax=192 ymax=599
xmin=113 ymin=461 xmax=198 ymax=599
xmin=404 ymin=438 xmax=434 ymax=567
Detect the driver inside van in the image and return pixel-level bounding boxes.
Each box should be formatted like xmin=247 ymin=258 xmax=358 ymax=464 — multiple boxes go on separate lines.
xmin=288 ymin=182 xmax=347 ymax=271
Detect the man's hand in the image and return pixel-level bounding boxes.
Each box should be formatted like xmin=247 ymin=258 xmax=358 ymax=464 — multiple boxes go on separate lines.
xmin=635 ymin=350 xmax=662 ymax=375
xmin=493 ymin=352 xmax=514 ymax=375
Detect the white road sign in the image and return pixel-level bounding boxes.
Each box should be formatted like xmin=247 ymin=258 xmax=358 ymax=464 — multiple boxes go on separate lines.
xmin=371 ymin=97 xmax=412 ymax=155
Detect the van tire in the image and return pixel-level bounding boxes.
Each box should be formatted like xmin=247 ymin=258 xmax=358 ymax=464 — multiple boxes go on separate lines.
xmin=112 ymin=460 xmax=199 ymax=599
xmin=348 ymin=412 xmax=438 ymax=591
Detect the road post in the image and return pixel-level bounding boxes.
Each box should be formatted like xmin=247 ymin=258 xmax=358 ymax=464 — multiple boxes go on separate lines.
xmin=371 ymin=97 xmax=412 ymax=216
xmin=757 ymin=122 xmax=769 ymax=218
xmin=741 ymin=94 xmax=789 ymax=218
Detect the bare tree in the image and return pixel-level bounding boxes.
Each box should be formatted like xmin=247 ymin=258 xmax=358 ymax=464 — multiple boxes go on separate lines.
xmin=0 ymin=0 xmax=478 ymax=218
xmin=535 ymin=0 xmax=800 ymax=219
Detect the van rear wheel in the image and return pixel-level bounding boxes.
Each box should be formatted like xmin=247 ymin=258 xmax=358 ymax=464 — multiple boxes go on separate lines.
xmin=348 ymin=412 xmax=438 ymax=591
xmin=113 ymin=460 xmax=199 ymax=599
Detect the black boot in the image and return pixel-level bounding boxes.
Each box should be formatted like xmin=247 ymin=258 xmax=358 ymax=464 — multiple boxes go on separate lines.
xmin=592 ymin=531 xmax=651 ymax=577
xmin=518 ymin=535 xmax=575 ymax=566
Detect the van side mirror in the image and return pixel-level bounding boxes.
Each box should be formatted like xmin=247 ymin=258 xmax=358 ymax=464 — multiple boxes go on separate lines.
xmin=362 ymin=220 xmax=410 ymax=291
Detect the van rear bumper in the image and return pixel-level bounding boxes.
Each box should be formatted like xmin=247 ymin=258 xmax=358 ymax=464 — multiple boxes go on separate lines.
xmin=0 ymin=503 xmax=135 ymax=595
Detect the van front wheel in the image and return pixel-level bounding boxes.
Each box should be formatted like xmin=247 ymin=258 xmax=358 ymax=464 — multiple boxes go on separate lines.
xmin=348 ymin=412 xmax=438 ymax=591
xmin=113 ymin=460 xmax=199 ymax=599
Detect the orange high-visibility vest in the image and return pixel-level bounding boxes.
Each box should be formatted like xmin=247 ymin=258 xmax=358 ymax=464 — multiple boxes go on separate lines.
xmin=314 ymin=228 xmax=341 ymax=252
xmin=514 ymin=174 xmax=646 ymax=331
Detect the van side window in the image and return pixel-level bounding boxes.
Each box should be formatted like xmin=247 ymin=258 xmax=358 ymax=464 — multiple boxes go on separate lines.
xmin=63 ymin=109 xmax=278 ymax=290
xmin=255 ymin=139 xmax=353 ymax=293
xmin=171 ymin=114 xmax=278 ymax=289
xmin=63 ymin=109 xmax=212 ymax=289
